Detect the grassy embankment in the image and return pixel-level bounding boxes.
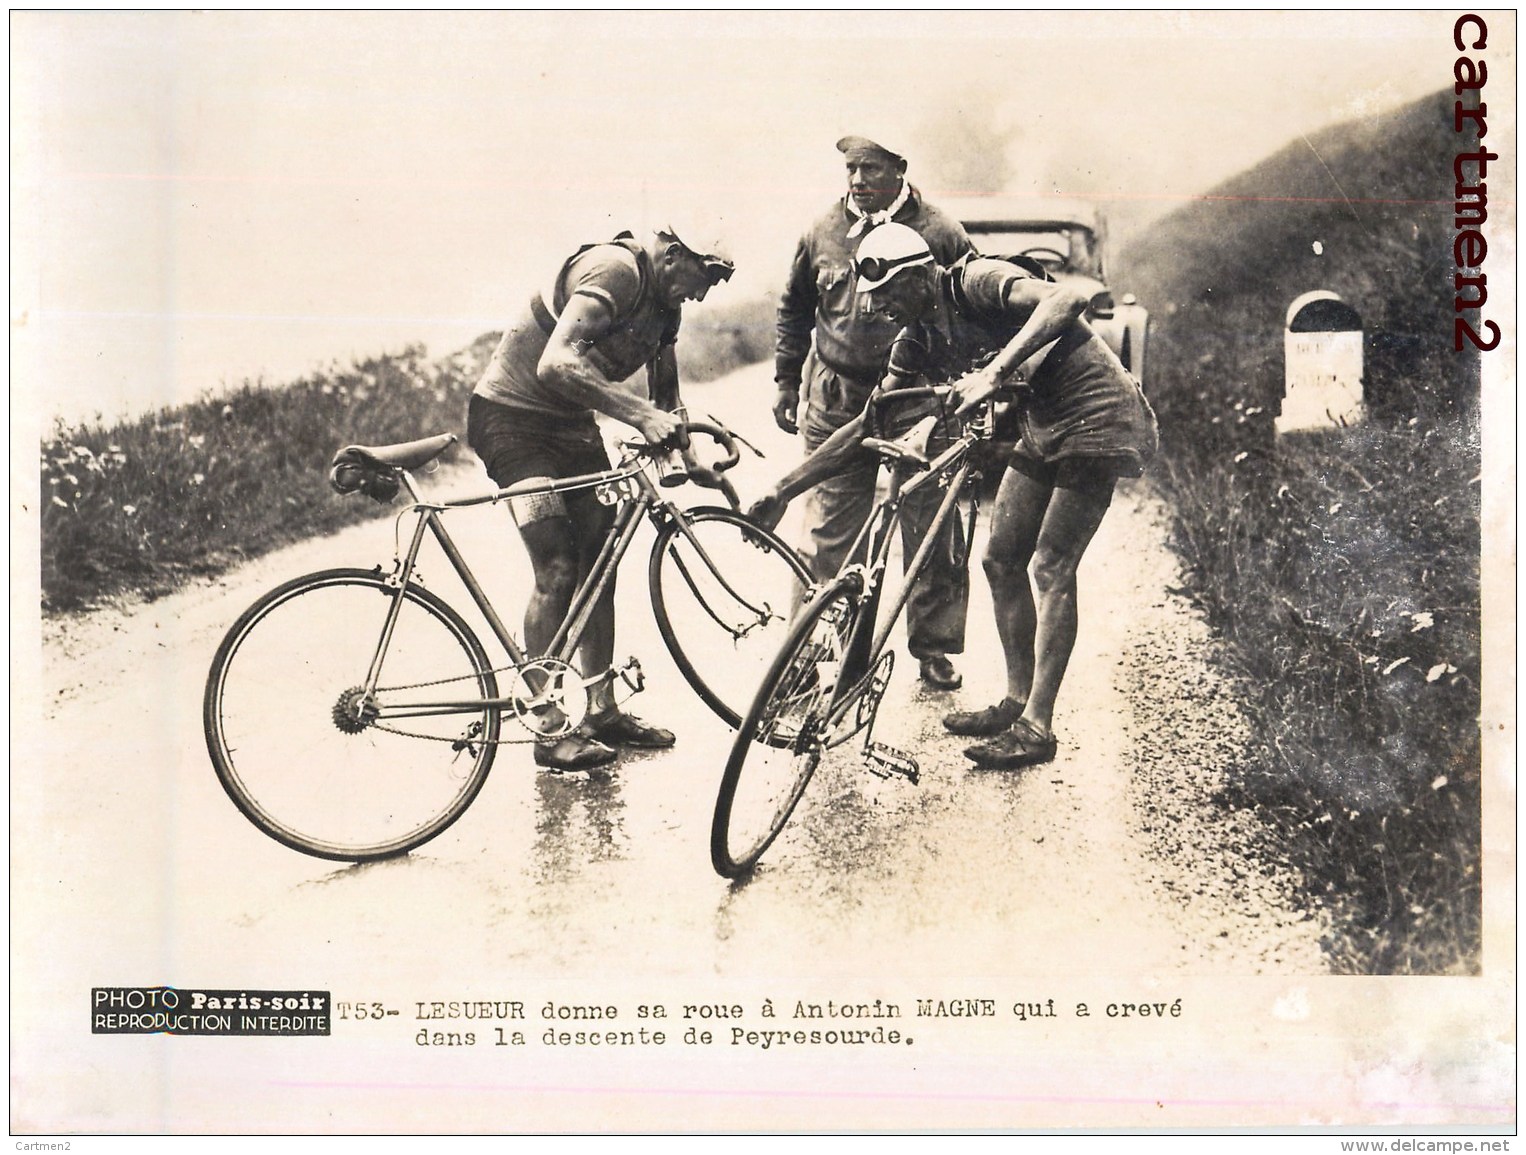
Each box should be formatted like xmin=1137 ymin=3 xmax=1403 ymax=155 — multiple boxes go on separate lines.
xmin=40 ymin=296 xmax=773 ymax=612
xmin=1114 ymin=89 xmax=1484 ymax=973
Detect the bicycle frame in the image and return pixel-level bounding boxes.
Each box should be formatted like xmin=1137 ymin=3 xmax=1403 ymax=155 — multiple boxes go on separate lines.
xmin=820 ymin=414 xmax=986 ymax=737
xmin=359 ymin=450 xmax=770 ymax=724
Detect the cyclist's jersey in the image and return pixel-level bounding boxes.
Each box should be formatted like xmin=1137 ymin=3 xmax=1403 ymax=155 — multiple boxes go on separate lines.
xmin=473 ymin=235 xmax=682 ymax=419
xmin=886 ymin=257 xmax=1158 ymax=474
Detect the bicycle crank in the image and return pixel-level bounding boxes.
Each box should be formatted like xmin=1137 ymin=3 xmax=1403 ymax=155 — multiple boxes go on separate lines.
xmin=505 ymin=658 xmax=588 ymax=739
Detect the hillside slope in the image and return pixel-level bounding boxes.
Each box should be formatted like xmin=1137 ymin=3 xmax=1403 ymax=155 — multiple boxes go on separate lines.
xmin=1116 ymin=87 xmax=1490 ymax=425
xmin=1109 ymin=88 xmax=1489 ymax=972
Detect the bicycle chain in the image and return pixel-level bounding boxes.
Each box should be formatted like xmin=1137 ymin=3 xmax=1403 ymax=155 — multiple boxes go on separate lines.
xmin=365 ymin=662 xmax=534 ymax=747
xmin=361 ymin=661 xmax=632 ymax=748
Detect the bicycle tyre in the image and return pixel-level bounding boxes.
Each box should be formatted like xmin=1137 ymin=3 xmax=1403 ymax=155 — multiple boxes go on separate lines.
xmin=204 ymin=568 xmax=500 ymax=862
xmin=649 ymin=506 xmax=810 ymax=728
xmin=710 ymin=575 xmax=862 ymax=878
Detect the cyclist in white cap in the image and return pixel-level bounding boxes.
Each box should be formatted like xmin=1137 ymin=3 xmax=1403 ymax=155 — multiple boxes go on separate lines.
xmin=467 ymin=224 xmax=733 ymax=771
xmin=751 ymin=222 xmax=1157 ymax=771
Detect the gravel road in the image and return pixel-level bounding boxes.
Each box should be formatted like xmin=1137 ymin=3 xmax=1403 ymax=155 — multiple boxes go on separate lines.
xmin=30 ymin=366 xmax=1332 ymax=987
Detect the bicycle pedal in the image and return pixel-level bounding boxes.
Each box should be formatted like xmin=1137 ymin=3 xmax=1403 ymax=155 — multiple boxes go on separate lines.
xmin=864 ymin=741 xmax=920 ymax=784
xmin=617 ymin=658 xmax=645 ymax=694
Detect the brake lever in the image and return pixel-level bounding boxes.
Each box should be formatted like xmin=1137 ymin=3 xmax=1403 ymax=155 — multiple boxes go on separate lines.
xmin=707 ymin=415 xmax=765 ymax=459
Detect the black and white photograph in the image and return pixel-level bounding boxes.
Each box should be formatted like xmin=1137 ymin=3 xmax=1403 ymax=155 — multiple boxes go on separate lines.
xmin=11 ymin=9 xmax=1515 ymax=1140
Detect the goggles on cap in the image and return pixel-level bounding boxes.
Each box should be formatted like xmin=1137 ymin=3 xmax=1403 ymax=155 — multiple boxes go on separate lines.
xmin=660 ymin=226 xmax=736 ymax=285
xmin=853 ymin=251 xmax=933 ymax=290
xmin=696 ymin=254 xmax=736 ymax=284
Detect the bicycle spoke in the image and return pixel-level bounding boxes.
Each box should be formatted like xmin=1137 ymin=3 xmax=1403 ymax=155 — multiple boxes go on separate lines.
xmin=712 ymin=578 xmax=859 ymax=876
xmin=205 ymin=572 xmax=498 ymax=860
xmin=651 ymin=509 xmax=810 ymax=728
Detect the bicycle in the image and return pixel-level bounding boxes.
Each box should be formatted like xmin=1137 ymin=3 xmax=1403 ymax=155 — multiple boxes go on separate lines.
xmin=203 ymin=418 xmax=808 ymax=863
xmin=709 ymin=385 xmax=1017 ymax=878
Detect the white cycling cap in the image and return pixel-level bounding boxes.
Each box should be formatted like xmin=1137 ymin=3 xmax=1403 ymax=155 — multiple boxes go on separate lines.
xmin=852 ymin=222 xmax=934 ymax=291
xmin=655 ymin=214 xmax=735 ymax=284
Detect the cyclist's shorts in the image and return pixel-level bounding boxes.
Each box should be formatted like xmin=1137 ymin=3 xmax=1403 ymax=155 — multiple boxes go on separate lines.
xmin=1007 ymin=443 xmax=1130 ymax=503
xmin=467 ymin=394 xmax=611 ymax=526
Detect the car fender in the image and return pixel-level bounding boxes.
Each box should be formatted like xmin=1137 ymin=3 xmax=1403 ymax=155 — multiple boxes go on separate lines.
xmin=1113 ymin=303 xmax=1150 ymax=387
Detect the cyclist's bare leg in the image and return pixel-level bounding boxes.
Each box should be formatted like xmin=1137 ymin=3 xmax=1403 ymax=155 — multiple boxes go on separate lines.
xmin=572 ymin=513 xmax=618 ymax=716
xmin=518 ymin=517 xmax=583 ymax=660
xmin=517 ymin=513 xmax=618 ymax=766
xmin=1020 ymin=484 xmax=1113 ymax=737
xmin=983 ymin=466 xmax=1047 ymax=706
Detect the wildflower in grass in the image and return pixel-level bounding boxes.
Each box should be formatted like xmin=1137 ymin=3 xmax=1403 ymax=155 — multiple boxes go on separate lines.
xmin=191 ymin=473 xmax=206 ymax=486
xmin=1431 ymin=776 xmax=1448 ymax=790
xmin=122 ymin=505 xmax=137 ymax=517
xmin=1233 ymin=451 xmax=1248 ymax=463
xmin=189 ymin=434 xmax=206 ymax=449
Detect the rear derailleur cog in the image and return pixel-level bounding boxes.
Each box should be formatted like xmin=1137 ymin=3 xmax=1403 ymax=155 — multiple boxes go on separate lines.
xmin=507 ymin=658 xmax=588 ymax=739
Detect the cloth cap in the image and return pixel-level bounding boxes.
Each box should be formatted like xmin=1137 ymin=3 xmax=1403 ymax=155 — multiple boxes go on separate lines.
xmin=852 ymin=222 xmax=933 ymax=291
xmin=655 ymin=220 xmax=735 ymax=284
xmin=836 ymin=135 xmax=906 ymax=167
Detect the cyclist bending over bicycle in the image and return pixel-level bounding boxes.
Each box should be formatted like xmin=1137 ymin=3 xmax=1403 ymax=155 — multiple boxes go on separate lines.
xmin=748 ymin=222 xmax=1157 ymax=771
xmin=467 ymin=223 xmax=735 ymax=772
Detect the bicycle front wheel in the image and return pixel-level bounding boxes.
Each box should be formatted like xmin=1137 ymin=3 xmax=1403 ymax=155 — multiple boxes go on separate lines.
xmin=649 ymin=506 xmax=810 ymax=728
xmin=204 ymin=568 xmax=500 ymax=861
xmin=710 ymin=576 xmax=861 ymax=878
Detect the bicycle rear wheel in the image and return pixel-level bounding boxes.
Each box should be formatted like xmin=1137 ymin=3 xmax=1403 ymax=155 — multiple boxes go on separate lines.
xmin=649 ymin=506 xmax=810 ymax=727
xmin=710 ymin=576 xmax=861 ymax=878
xmin=204 ymin=568 xmax=500 ymax=861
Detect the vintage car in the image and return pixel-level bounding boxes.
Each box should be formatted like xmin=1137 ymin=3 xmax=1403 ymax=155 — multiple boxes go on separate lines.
xmin=941 ymin=195 xmax=1149 ymax=388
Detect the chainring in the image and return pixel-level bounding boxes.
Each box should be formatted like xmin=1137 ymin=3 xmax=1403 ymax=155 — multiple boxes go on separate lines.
xmin=853 ymin=650 xmax=896 ymax=733
xmin=505 ymin=658 xmax=588 ymax=739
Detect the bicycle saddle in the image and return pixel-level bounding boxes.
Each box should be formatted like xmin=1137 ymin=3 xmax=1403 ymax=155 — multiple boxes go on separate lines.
xmin=330 ymin=433 xmax=457 ymax=501
xmin=333 ymin=432 xmax=458 ymax=472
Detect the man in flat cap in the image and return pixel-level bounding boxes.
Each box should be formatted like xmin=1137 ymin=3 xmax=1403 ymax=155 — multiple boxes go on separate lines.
xmin=468 ymin=224 xmax=734 ymax=771
xmin=773 ymin=136 xmax=975 ymax=690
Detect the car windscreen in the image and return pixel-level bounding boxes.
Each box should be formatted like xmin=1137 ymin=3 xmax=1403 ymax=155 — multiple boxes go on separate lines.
xmin=966 ymin=226 xmax=1099 ymax=278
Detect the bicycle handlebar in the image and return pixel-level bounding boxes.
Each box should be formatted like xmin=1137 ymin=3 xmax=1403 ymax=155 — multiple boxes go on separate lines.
xmin=620 ymin=418 xmax=741 ymax=472
xmin=865 ymin=382 xmax=1023 ymax=411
